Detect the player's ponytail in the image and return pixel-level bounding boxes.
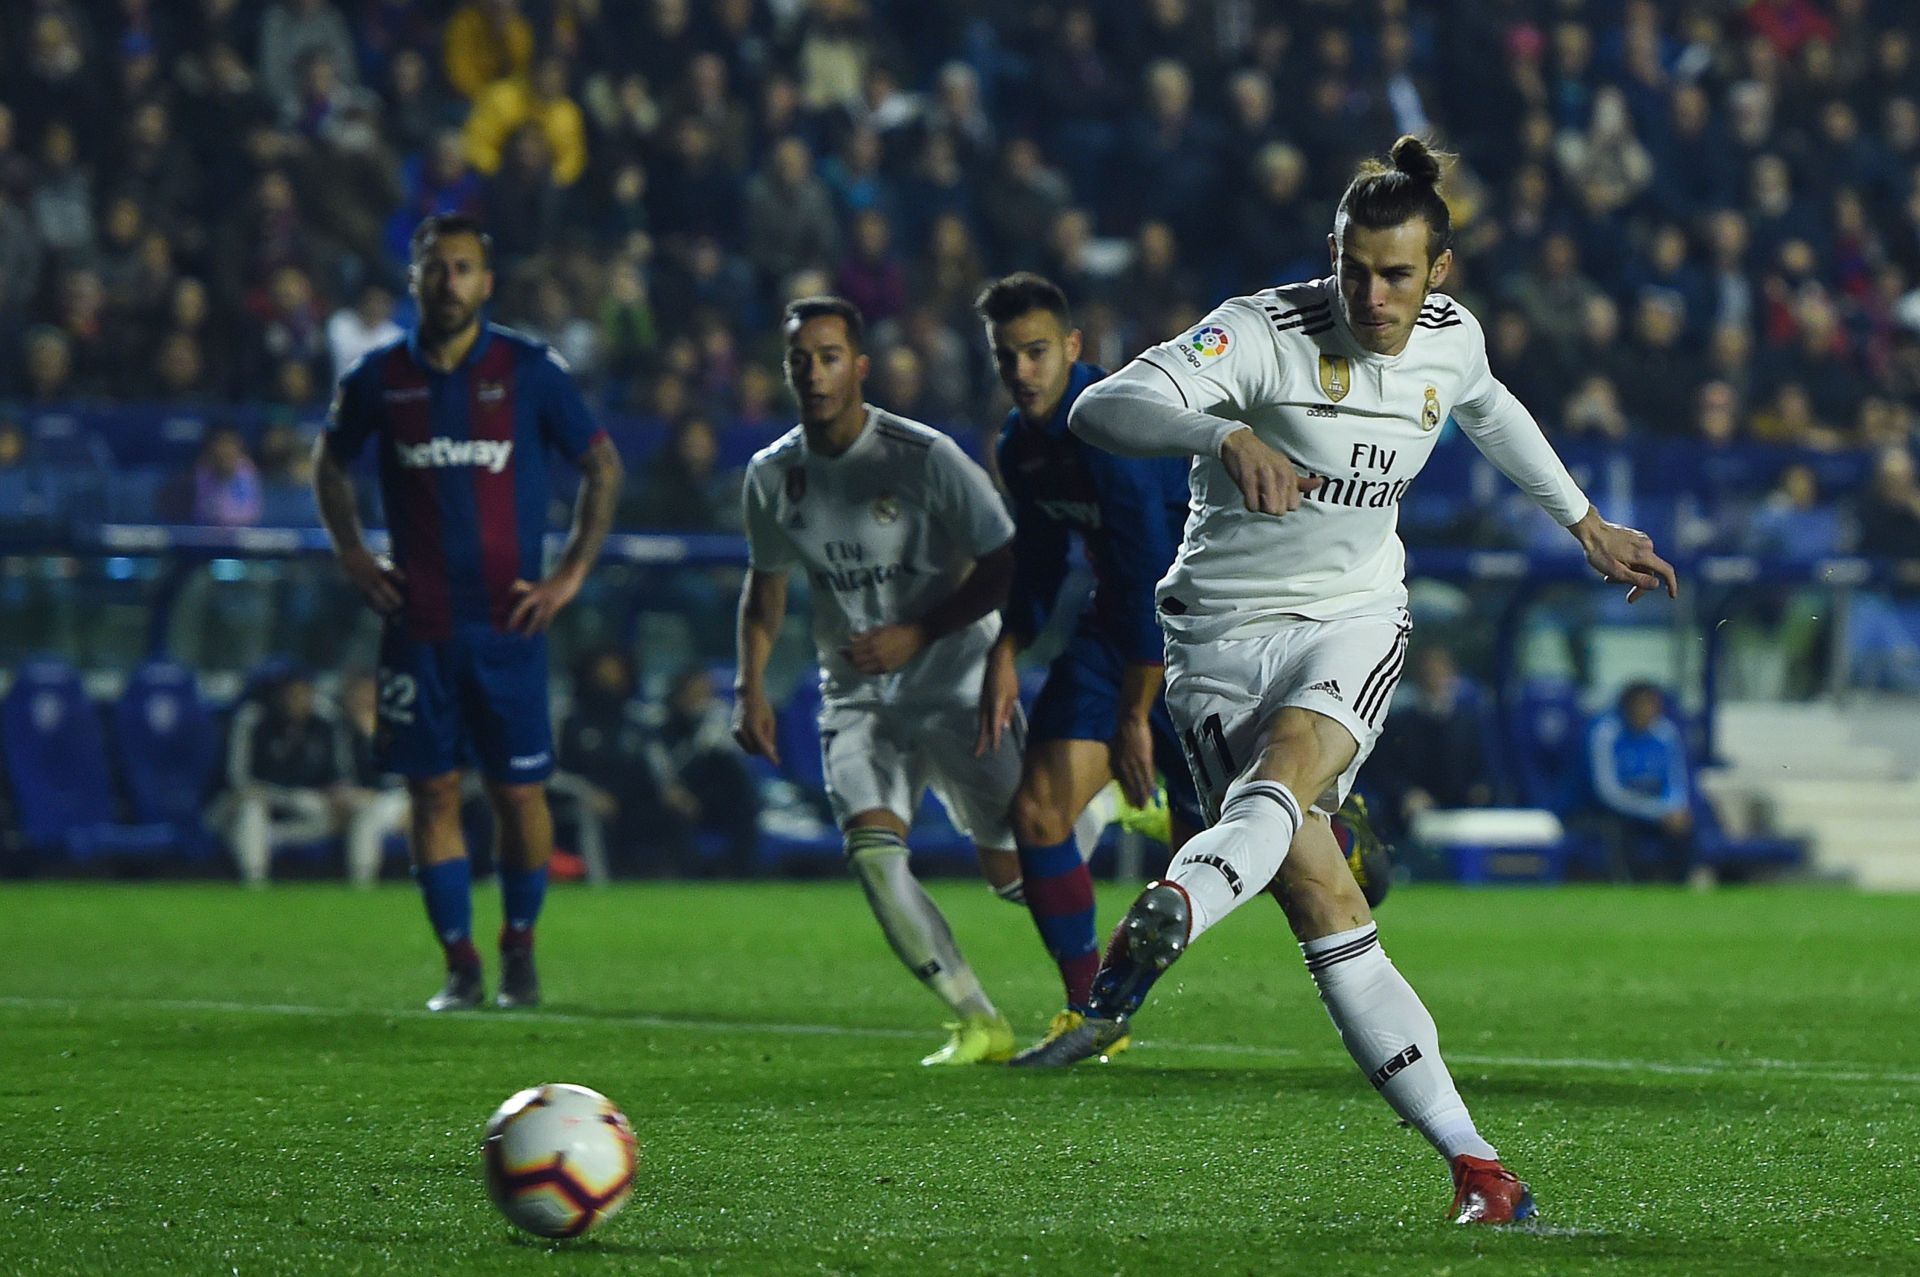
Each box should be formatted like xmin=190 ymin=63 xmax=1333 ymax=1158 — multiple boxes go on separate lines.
xmin=1335 ymin=134 xmax=1454 ymax=264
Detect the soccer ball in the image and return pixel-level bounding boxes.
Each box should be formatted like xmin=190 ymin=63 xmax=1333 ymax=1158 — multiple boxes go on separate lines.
xmin=483 ymin=1083 xmax=637 ymax=1239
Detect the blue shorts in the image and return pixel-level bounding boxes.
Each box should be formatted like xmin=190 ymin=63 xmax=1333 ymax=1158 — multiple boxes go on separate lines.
xmin=375 ymin=622 xmax=555 ymax=784
xmin=1027 ymin=625 xmax=1204 ymax=830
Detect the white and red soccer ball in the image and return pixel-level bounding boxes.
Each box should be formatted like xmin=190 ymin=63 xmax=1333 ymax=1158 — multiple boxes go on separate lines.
xmin=483 ymin=1083 xmax=637 ymax=1238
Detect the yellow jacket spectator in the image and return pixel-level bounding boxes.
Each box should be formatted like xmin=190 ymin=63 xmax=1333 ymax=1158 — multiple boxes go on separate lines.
xmin=444 ymin=0 xmax=534 ymax=100
xmin=464 ymin=57 xmax=588 ymax=187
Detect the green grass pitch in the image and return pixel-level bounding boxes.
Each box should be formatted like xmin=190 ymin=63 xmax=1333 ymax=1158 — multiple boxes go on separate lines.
xmin=4 ymin=881 xmax=1917 ymax=1275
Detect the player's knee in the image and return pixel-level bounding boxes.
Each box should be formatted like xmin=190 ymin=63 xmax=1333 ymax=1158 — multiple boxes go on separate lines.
xmin=844 ymin=826 xmax=908 ymax=873
xmin=1009 ymin=786 xmax=1073 ymax=847
xmin=408 ymin=773 xmax=463 ymax=819
xmin=486 ymin=781 xmax=548 ymax=818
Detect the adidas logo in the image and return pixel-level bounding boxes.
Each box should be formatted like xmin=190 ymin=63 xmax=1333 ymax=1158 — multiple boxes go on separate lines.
xmin=1304 ymin=679 xmax=1342 ymax=701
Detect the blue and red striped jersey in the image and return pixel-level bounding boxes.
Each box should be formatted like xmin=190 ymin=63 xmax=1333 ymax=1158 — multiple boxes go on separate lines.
xmin=996 ymin=362 xmax=1191 ymax=665
xmin=326 ymin=323 xmax=607 ymax=640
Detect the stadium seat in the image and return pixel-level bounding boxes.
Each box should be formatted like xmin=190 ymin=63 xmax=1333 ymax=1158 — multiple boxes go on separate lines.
xmin=0 ymin=657 xmax=183 ymax=864
xmin=113 ymin=659 xmax=222 ymax=859
xmin=1503 ymin=677 xmax=1589 ymax=815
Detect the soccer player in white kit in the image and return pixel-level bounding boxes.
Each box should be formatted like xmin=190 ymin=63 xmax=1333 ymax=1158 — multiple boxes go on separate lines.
xmin=1031 ymin=138 xmax=1679 ymax=1222
xmin=732 ymin=296 xmax=1025 ymax=1067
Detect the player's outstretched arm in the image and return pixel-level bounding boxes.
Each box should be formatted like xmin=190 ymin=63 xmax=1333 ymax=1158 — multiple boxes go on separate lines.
xmin=1070 ymin=363 xmax=1318 ymax=516
xmin=311 ymin=437 xmax=406 ymax=614
xmin=731 ymin=569 xmax=787 ymax=765
xmin=508 ymin=436 xmax=624 ymax=634
xmin=1569 ymin=507 xmax=1679 ymax=603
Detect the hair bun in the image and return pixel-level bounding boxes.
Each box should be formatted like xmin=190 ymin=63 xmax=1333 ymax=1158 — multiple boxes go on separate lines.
xmin=1389 ymin=135 xmax=1442 ymax=185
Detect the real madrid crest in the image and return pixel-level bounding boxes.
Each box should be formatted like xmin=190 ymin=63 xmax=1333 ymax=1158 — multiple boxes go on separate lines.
xmin=1421 ymin=386 xmax=1441 ymax=431
xmin=871 ymin=493 xmax=900 ymax=525
xmin=1318 ymin=354 xmax=1351 ymax=403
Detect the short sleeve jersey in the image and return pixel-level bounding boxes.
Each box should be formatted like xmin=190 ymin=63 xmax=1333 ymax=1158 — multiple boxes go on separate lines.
xmin=742 ymin=407 xmax=1015 ymax=707
xmin=1132 ymin=277 xmax=1550 ymax=638
xmin=326 ymin=324 xmax=606 ymax=641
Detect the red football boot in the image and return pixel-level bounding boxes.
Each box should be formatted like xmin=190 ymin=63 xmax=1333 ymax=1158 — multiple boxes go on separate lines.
xmin=1447 ymin=1155 xmax=1537 ymax=1224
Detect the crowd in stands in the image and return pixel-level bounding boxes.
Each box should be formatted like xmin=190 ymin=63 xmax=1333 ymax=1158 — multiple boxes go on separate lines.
xmin=0 ymin=0 xmax=1916 ymax=540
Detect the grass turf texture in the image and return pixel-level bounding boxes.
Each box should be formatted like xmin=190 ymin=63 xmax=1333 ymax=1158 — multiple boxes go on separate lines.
xmin=4 ymin=883 xmax=1917 ymax=1276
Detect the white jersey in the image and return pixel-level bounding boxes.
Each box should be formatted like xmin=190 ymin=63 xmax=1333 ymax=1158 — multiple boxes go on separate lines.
xmin=1107 ymin=276 xmax=1589 ymax=640
xmin=743 ymin=406 xmax=1015 ymax=708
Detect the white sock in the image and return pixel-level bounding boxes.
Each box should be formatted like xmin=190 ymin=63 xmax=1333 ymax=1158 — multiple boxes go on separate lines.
xmin=1303 ymin=924 xmax=1498 ymax=1163
xmin=1167 ymin=779 xmax=1301 ymax=941
xmin=1073 ymin=781 xmax=1120 ymax=863
xmin=847 ymin=829 xmax=996 ymax=1020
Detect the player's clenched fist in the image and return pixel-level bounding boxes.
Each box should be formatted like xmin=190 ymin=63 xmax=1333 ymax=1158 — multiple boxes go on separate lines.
xmin=1219 ymin=427 xmax=1321 ymax=516
xmin=730 ymin=685 xmax=780 ymax=765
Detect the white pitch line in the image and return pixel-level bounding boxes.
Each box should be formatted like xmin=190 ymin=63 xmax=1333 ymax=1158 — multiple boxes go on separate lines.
xmin=3 ymin=995 xmax=1916 ymax=1087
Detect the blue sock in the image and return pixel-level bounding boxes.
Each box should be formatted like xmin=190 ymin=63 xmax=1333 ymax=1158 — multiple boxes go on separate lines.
xmin=1017 ymin=836 xmax=1100 ymax=1011
xmin=499 ymin=864 xmax=548 ymax=952
xmin=416 ymin=858 xmax=478 ymax=971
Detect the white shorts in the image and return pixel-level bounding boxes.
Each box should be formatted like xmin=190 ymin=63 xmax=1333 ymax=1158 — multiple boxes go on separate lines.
xmin=1163 ymin=608 xmax=1411 ymax=822
xmin=817 ymin=699 xmax=1023 ymax=850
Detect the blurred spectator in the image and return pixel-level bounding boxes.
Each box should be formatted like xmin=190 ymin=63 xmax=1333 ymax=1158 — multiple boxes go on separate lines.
xmin=1767 ymin=291 xmax=1863 ymax=428
xmin=912 ymin=211 xmax=986 ymax=329
xmin=465 ymin=53 xmax=589 ymax=187
xmin=518 ymin=276 xmax=598 ymax=378
xmin=1583 ymin=682 xmax=1695 ymax=883
xmin=327 ymin=283 xmax=403 ymax=381
xmin=650 ymin=119 xmax=739 ymax=245
xmin=1692 ymin=379 xmax=1744 ymax=448
xmin=383 ymin=48 xmax=461 ymax=159
xmin=1371 ymin=647 xmax=1494 ymax=840
xmin=794 ymin=0 xmax=871 ymax=116
xmin=216 ymin=666 xmax=371 ymax=886
xmin=1486 ymin=308 xmax=1566 ymax=417
xmin=20 ymin=327 xmax=76 ymax=404
xmin=833 ymin=209 xmax=908 ymax=326
xmin=873 ymin=345 xmax=937 ymax=423
xmin=1236 ymin=143 xmax=1320 ymax=286
xmin=896 ymin=132 xmax=971 ymax=259
xmin=1555 ymin=85 xmax=1653 ymax=218
xmin=1748 ymin=463 xmax=1844 ymax=559
xmin=444 ymin=0 xmax=534 ymax=101
xmin=258 ymin=0 xmax=359 ymax=117
xmin=675 ymin=52 xmax=752 ymax=175
xmin=245 ymin=266 xmax=328 ymax=402
xmin=1855 ymin=446 xmax=1920 ymax=560
xmin=598 ymin=254 xmax=659 ymax=393
xmin=743 ymin=137 xmax=840 ymax=291
xmin=0 ymin=188 xmax=46 ymax=326
xmin=117 ymin=103 xmax=202 ymax=248
xmin=554 ymin=645 xmax=689 ymax=876
xmin=822 ymin=124 xmax=895 ymax=226
xmin=1127 ymin=60 xmax=1220 ymax=240
xmin=625 ymin=415 xmax=736 ymax=532
xmin=1508 ymin=234 xmax=1602 ymax=355
xmin=646 ymin=666 xmax=760 ymax=875
xmin=1619 ymin=294 xmax=1694 ymax=435
xmin=31 ymin=122 xmax=94 ymax=258
xmin=193 ymin=426 xmax=263 ymax=526
xmin=387 ymin=130 xmax=486 ymax=262
xmin=483 ymin=125 xmax=564 ymax=265
xmin=1750 ymin=381 xmax=1846 ymax=450
xmin=1560 ymin=373 xmax=1632 ymax=441
xmin=148 ymin=331 xmax=217 ymax=403
xmin=982 ymin=138 xmax=1071 ymax=270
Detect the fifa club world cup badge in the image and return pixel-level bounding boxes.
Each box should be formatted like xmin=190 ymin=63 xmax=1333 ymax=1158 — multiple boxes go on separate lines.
xmin=1422 ymin=386 xmax=1441 ymax=431
xmin=1318 ymin=354 xmax=1351 ymax=403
